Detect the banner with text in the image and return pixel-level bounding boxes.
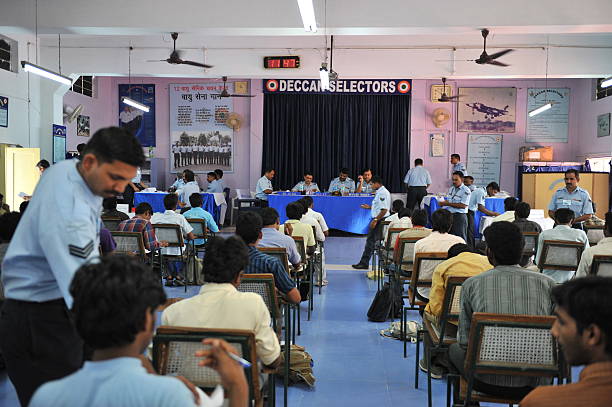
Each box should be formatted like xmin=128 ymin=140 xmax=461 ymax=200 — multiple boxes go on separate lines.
xmin=263 ymin=79 xmax=412 ymax=95
xmin=467 ymin=134 xmax=503 ymax=188
xmin=169 ymin=83 xmax=234 ymax=173
xmin=526 ymin=88 xmax=570 ymax=143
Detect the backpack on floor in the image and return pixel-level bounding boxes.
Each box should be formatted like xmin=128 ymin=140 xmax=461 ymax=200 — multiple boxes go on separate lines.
xmin=367 ymin=282 xmax=404 ymax=322
xmin=277 ymin=344 xmax=315 ymax=387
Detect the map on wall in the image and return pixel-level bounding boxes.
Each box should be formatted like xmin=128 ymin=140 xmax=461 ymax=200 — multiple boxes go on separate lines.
xmin=526 ymin=88 xmax=570 ymax=143
xmin=457 ymin=88 xmax=516 ymax=133
xmin=467 ymin=134 xmax=503 ymax=188
xmin=169 ymin=83 xmax=234 ymax=173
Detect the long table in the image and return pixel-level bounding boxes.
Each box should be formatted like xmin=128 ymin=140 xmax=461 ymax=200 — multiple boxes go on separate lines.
xmin=134 ymin=192 xmax=220 ymax=223
xmin=423 ymin=195 xmax=506 ymax=239
xmin=269 ymin=193 xmax=374 ymax=234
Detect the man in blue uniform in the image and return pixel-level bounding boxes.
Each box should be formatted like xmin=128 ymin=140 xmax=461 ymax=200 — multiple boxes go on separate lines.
xmin=355 ymin=168 xmax=375 ymax=194
xmin=0 ymin=127 xmax=145 ymax=406
xmin=463 ymin=176 xmax=500 ymax=248
xmin=450 ymin=154 xmax=468 ymax=177
xmin=404 ymin=158 xmax=432 ymax=210
xmin=548 ymin=169 xmax=594 ymax=229
xmin=439 ymin=171 xmax=471 ymax=242
xmin=255 ymin=168 xmax=275 ymax=207
xmin=329 ymin=167 xmax=355 ymax=194
xmin=352 ymin=176 xmax=391 ymax=269
xmin=292 ymin=171 xmax=320 ymax=193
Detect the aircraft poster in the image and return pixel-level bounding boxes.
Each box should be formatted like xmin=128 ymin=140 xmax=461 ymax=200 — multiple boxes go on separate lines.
xmin=526 ymin=88 xmax=570 ymax=143
xmin=457 ymin=87 xmax=516 ymax=133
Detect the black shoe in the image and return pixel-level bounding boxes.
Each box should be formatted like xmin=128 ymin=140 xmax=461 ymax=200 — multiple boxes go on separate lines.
xmin=173 ymin=279 xmax=186 ymax=286
xmin=164 ymin=279 xmax=174 ymax=287
xmin=352 ymin=263 xmax=369 ymax=269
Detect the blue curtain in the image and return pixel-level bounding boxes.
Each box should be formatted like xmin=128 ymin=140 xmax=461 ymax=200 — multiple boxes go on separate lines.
xmin=262 ymin=93 xmax=411 ymax=192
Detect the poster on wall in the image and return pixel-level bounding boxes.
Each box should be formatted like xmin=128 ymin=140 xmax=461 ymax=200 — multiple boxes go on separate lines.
xmin=597 ymin=113 xmax=610 ymax=138
xmin=52 ymin=124 xmax=66 ymax=164
xmin=118 ymin=84 xmax=156 ymax=147
xmin=467 ymin=134 xmax=503 ymax=188
xmin=0 ymin=95 xmax=8 ymax=127
xmin=429 ymin=133 xmax=445 ymax=157
xmin=77 ymin=115 xmax=90 ymax=137
xmin=457 ymin=88 xmax=516 ymax=133
xmin=169 ymin=83 xmax=234 ymax=173
xmin=526 ymin=88 xmax=570 ymax=143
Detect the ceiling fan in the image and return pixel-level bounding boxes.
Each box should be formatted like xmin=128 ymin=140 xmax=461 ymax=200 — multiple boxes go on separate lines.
xmin=212 ymin=76 xmax=255 ymax=98
xmin=437 ymin=28 xmax=514 ymax=67
xmin=147 ymin=32 xmax=213 ymax=69
xmin=437 ymin=77 xmax=463 ymax=102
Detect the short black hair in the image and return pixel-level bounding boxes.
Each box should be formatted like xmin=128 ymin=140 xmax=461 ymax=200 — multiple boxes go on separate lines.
xmin=235 ymin=212 xmax=263 ymax=244
xmin=76 ymin=143 xmax=86 ymax=153
xmin=399 ymin=208 xmax=413 ymax=218
xmin=203 ymin=236 xmax=250 ymax=284
xmin=286 ymin=202 xmax=304 ymax=220
xmin=183 ymin=169 xmax=195 ymax=182
xmin=486 ymin=182 xmax=500 ymax=192
xmin=296 ymin=199 xmax=309 ymax=215
xmin=414 ymin=158 xmax=423 ymax=166
xmin=483 ymin=221 xmax=524 ymax=265
xmin=19 ymin=201 xmax=29 ymax=214
xmin=411 ymin=209 xmax=428 ymax=227
xmin=362 ymin=168 xmax=373 ymax=174
xmin=301 ymin=196 xmax=313 ymax=207
xmin=565 ymin=169 xmax=580 ymax=178
xmin=134 ymin=202 xmax=153 ymax=215
xmin=36 ymin=159 xmax=50 ymax=169
xmin=260 ymin=207 xmax=280 ymax=226
xmin=448 ymin=243 xmax=472 ymax=258
xmin=371 ymin=175 xmax=383 ymax=185
xmin=263 ymin=167 xmax=275 ymax=174
xmin=463 ymin=175 xmax=474 ymax=182
xmin=432 ymin=209 xmax=453 ymax=233
xmin=69 ymin=256 xmax=166 ymax=350
xmin=504 ymin=197 xmax=518 ymax=211
xmin=0 ymin=212 xmax=21 ymax=242
xmin=102 ymin=197 xmax=118 ymax=212
xmin=392 ymin=199 xmax=405 ymax=213
xmin=81 ymin=127 xmax=145 ymax=167
xmin=207 ymin=171 xmax=217 ymax=178
xmin=515 ymin=202 xmax=531 ymax=219
xmin=163 ymin=193 xmax=179 ymax=210
xmin=452 ymin=171 xmax=464 ymax=178
xmin=303 ymin=170 xmax=313 ymax=177
xmin=189 ymin=193 xmax=203 ymax=208
xmin=552 ymin=276 xmax=612 ymax=355
xmin=339 ymin=167 xmax=350 ymax=175
xmin=214 ymin=169 xmax=224 ymax=178
xmin=555 ymin=208 xmax=575 ymax=224
xmin=451 ymin=154 xmax=460 ymax=160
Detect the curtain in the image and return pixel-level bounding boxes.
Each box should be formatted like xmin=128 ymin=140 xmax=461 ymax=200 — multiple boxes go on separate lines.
xmin=262 ymin=93 xmax=410 ymax=192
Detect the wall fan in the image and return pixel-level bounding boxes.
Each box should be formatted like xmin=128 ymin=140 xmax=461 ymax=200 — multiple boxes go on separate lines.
xmin=63 ymin=104 xmax=83 ymax=124
xmin=432 ymin=108 xmax=451 ymax=128
xmin=225 ymin=113 xmax=243 ymax=131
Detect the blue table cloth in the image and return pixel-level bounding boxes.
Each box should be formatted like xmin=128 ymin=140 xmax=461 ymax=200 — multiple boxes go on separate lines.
xmin=269 ymin=193 xmax=374 ymax=234
xmin=425 ymin=197 xmax=506 ymax=239
xmin=134 ymin=192 xmax=219 ymax=223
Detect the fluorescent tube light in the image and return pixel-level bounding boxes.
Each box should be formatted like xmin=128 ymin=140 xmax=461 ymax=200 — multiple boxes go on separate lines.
xmin=528 ymin=103 xmax=552 ymax=117
xmin=21 ymin=61 xmax=72 ymax=86
xmin=319 ymin=63 xmax=330 ymax=91
xmin=601 ymin=77 xmax=612 ymax=88
xmin=121 ymin=96 xmax=150 ymax=113
xmin=297 ymin=0 xmax=317 ymax=32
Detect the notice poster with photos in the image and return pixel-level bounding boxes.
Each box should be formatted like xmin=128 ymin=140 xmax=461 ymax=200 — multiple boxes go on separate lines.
xmin=169 ymin=83 xmax=234 ymax=173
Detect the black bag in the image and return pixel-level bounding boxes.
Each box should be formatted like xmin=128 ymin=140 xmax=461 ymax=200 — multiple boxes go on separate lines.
xmin=367 ymin=283 xmax=394 ymax=322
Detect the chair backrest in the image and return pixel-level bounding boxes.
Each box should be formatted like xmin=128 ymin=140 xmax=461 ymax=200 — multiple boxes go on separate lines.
xmin=237 ymin=273 xmax=280 ymax=321
xmin=236 ymin=189 xmax=250 ymax=199
xmin=153 ymin=223 xmax=185 ymax=247
xmin=537 ymin=240 xmax=585 ymax=271
xmin=258 ymin=247 xmax=290 ymax=274
xmin=585 ymin=225 xmax=605 ymax=245
xmin=522 ymin=231 xmax=540 ymax=257
xmin=434 ymin=276 xmax=469 ymax=345
xmin=152 ymin=326 xmax=261 ymax=405
xmin=464 ymin=313 xmax=560 ymax=384
xmin=101 ymin=216 xmax=122 ymax=231
xmin=385 ymin=227 xmax=408 ymax=251
xmin=223 ymin=187 xmax=230 ymax=204
xmin=409 ymin=252 xmax=447 ymax=305
xmin=110 ymin=231 xmax=146 ymax=258
xmin=395 ymin=236 xmax=425 ymax=271
xmin=591 ymin=255 xmax=612 ymax=277
xmin=292 ymin=236 xmax=307 ymax=263
xmin=186 ymin=218 xmax=207 ymax=239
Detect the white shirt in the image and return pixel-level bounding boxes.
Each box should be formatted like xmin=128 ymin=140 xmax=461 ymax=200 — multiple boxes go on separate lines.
xmin=176 ymin=181 xmax=200 ymax=206
xmin=386 ymin=217 xmax=413 ymax=247
xmin=162 ymin=283 xmax=281 ymax=366
xmin=300 ymin=214 xmax=325 ymax=242
xmin=575 ymin=237 xmax=612 ymax=278
xmin=371 ymin=186 xmax=391 ymax=219
xmin=535 ymin=225 xmax=589 ymax=283
xmin=307 ymin=208 xmax=328 ymax=232
xmin=150 ymin=210 xmax=193 ymax=256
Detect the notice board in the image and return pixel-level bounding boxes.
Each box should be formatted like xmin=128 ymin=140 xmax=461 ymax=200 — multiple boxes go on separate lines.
xmin=466 ymin=134 xmax=503 ymax=188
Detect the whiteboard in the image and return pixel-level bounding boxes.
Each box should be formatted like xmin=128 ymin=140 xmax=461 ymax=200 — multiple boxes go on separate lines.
xmin=467 ymin=134 xmax=503 ymax=188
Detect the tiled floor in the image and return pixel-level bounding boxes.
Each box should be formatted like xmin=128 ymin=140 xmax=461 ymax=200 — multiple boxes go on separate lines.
xmin=0 ymin=235 xmax=581 ymax=406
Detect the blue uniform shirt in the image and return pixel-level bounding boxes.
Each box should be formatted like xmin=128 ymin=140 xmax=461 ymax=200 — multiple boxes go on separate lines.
xmin=356 ymin=180 xmax=375 ymax=194
xmin=548 ymin=186 xmax=594 ymax=218
xmin=206 ymin=179 xmax=223 ymax=193
xmin=404 ymin=166 xmax=432 ymax=187
xmin=329 ymin=177 xmax=356 ymax=193
xmin=468 ymin=187 xmax=486 ymax=212
xmin=446 ymin=184 xmax=471 ymax=214
xmin=216 ymin=179 xmax=227 ymax=192
xmin=170 ymin=178 xmax=185 ymax=190
xmin=255 ymin=175 xmax=273 ymax=200
xmin=1 ymin=159 xmax=102 ymax=307
xmin=371 ymin=186 xmax=391 ymax=218
xmin=452 ymin=162 xmax=468 ymax=177
xmin=292 ymin=181 xmax=320 ymax=193
xmin=183 ymin=206 xmax=219 ymax=246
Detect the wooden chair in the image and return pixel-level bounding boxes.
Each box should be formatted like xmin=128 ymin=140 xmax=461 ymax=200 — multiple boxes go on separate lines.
xmin=258 ymin=247 xmax=290 ymax=276
xmin=292 ymin=236 xmax=313 ymax=324
xmin=186 ymin=218 xmax=210 ymax=255
xmin=520 ymin=231 xmax=540 ymax=267
xmin=585 ymin=225 xmax=605 ymax=246
xmin=374 ymin=220 xmax=392 ymax=291
xmin=152 ymin=326 xmax=268 ymax=407
xmin=537 ymin=240 xmax=585 ymax=276
xmin=110 ymin=231 xmax=146 ymax=261
xmin=591 ymin=255 xmax=612 ymax=276
xmin=101 ymin=216 xmax=123 ymax=231
xmin=421 ymin=276 xmax=469 ymax=406
xmin=452 ymin=313 xmax=564 ymax=407
xmin=153 ymin=223 xmax=192 ymax=292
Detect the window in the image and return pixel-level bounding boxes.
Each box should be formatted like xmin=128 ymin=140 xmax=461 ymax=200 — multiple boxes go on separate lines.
xmin=596 ymin=79 xmax=612 ymax=101
xmin=71 ymin=75 xmax=94 ymax=97
xmin=0 ymin=35 xmax=18 ymax=73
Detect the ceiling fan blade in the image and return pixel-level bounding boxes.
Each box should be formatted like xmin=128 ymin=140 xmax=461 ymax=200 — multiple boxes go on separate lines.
xmin=230 ymin=94 xmax=256 ymax=98
xmin=146 ymin=59 xmax=167 ymax=62
xmin=486 ymin=59 xmax=510 ymax=67
xmin=435 ymin=59 xmax=475 ymax=62
xmin=488 ymin=49 xmax=513 ymax=60
xmin=180 ymin=60 xmax=214 ymax=69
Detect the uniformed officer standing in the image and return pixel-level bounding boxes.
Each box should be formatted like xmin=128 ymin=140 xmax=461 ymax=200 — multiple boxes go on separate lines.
xmin=172 ymin=143 xmax=180 ymax=169
xmin=403 ymin=158 xmax=432 ymax=210
xmin=439 ymin=171 xmax=471 ymax=242
xmin=355 ymin=168 xmax=375 ymax=194
xmin=450 ymin=154 xmax=468 ymax=177
xmin=329 ymin=167 xmax=356 ymax=194
xmin=548 ymin=169 xmax=594 ymax=229
xmin=0 ymin=127 xmax=145 ymax=406
xmin=292 ymin=171 xmax=320 ymax=193
xmin=352 ymin=176 xmax=391 ymax=269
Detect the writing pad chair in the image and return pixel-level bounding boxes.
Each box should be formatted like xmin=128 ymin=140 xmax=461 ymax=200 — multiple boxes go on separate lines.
xmin=186 ymin=218 xmax=210 ymax=255
xmin=591 ymin=255 xmax=612 ymax=276
xmin=257 ymin=246 xmax=296 ymax=330
xmin=520 ymin=231 xmax=540 ymax=267
xmin=452 ymin=313 xmax=563 ymax=407
xmin=153 ymin=223 xmax=192 ymax=292
xmin=537 ymin=240 xmax=585 ymax=275
xmin=101 ymin=216 xmax=122 ymax=232
xmin=420 ymin=276 xmax=468 ymax=406
xmin=110 ymin=231 xmax=147 ymax=261
xmin=291 ymin=236 xmax=311 ymax=330
xmin=152 ymin=326 xmax=267 ymax=407
xmin=585 ymin=225 xmax=605 ymax=246
xmin=382 ymin=227 xmax=409 ymax=287
xmin=374 ymin=220 xmax=393 ymax=291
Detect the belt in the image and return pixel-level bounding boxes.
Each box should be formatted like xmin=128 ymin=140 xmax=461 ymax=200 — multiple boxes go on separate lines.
xmin=4 ymin=298 xmax=66 ymax=307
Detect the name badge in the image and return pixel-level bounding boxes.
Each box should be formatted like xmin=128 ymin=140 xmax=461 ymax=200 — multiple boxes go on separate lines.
xmin=562 ymin=199 xmax=572 ymax=206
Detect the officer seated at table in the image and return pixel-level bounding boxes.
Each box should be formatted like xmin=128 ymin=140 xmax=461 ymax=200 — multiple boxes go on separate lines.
xmin=329 ymin=167 xmax=355 ymax=195
xmin=292 ymin=171 xmax=320 ymax=194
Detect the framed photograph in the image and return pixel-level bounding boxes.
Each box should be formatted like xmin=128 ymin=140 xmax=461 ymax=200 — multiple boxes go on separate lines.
xmin=77 ymin=115 xmax=90 ymax=137
xmin=597 ymin=113 xmax=610 ymax=138
xmin=457 ymin=87 xmax=516 ymax=133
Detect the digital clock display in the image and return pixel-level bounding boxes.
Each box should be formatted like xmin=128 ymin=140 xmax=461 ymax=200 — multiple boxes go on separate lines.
xmin=264 ymin=56 xmax=301 ymax=69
